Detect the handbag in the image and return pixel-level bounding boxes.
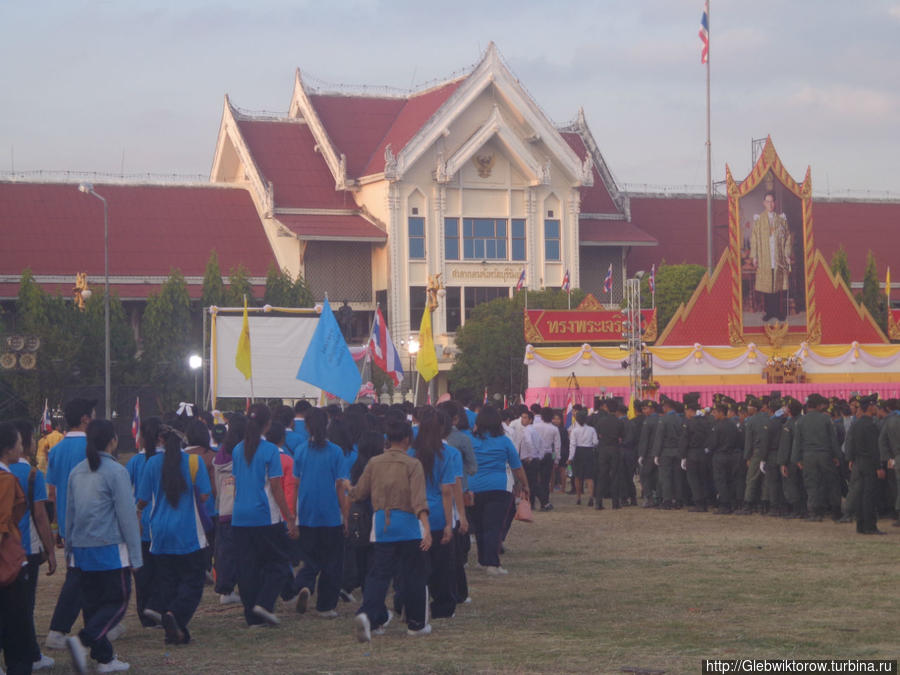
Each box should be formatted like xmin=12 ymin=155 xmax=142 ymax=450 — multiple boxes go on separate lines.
xmin=514 ymin=497 xmax=534 ymax=523
xmin=346 ymin=500 xmax=372 ymax=547
xmin=188 ymin=454 xmax=215 ymax=536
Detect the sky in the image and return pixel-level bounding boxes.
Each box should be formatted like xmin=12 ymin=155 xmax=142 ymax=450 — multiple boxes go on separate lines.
xmin=1 ymin=0 xmax=898 ymax=196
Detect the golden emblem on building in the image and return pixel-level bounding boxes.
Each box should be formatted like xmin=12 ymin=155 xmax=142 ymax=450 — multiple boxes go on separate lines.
xmin=473 ymin=153 xmax=495 ymax=178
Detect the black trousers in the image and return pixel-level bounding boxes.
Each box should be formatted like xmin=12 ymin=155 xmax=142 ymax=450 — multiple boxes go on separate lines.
xmin=855 ymin=461 xmax=879 ymax=533
xmin=214 ymin=520 xmax=238 ymax=595
xmin=685 ymin=450 xmax=711 ymax=507
xmin=233 ymin=523 xmax=292 ymax=625
xmin=150 ymin=549 xmax=207 ymax=640
xmin=360 ymin=540 xmax=428 ymax=631
xmin=621 ymin=447 xmax=639 ymax=501
xmin=294 ymin=525 xmax=344 ymax=612
xmin=472 ymin=490 xmax=510 ymax=568
xmin=79 ymin=567 xmax=131 ymax=665
xmin=25 ymin=553 xmax=44 ymax=662
xmin=712 ymin=452 xmax=742 ymax=508
xmin=639 ymin=458 xmax=658 ymax=501
xmin=538 ymin=454 xmax=555 ymax=504
xmin=49 ymin=564 xmax=82 ymax=633
xmin=427 ymin=531 xmax=456 ymax=619
xmin=342 ymin=543 xmax=371 ymax=594
xmin=762 ymin=290 xmax=786 ymax=319
xmin=133 ymin=540 xmax=157 ymax=626
xmin=523 ymin=459 xmax=545 ymax=508
xmin=0 ymin=568 xmax=34 ymax=675
xmin=596 ymin=446 xmax=622 ymax=505
xmin=453 ymin=527 xmax=469 ymax=603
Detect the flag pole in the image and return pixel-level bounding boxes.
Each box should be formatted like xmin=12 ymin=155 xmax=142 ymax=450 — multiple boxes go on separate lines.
xmin=705 ymin=0 xmax=713 ymax=276
xmin=244 ymin=294 xmax=255 ymax=403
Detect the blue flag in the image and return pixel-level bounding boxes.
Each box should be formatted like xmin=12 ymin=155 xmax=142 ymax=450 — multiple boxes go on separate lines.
xmin=296 ymin=299 xmax=361 ymax=403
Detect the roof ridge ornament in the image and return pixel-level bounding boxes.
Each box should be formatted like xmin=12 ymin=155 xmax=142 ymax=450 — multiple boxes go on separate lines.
xmin=384 ymin=144 xmax=399 ymax=181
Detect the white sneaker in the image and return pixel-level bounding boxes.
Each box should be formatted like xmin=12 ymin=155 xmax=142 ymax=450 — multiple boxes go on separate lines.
xmin=354 ymin=613 xmax=371 ymax=643
xmin=107 ymin=622 xmax=126 ymax=641
xmin=44 ymin=630 xmax=67 ymax=650
xmin=32 ymin=654 xmax=56 ymax=670
xmin=142 ymin=608 xmax=162 ymax=625
xmin=219 ymin=592 xmax=241 ymax=605
xmin=97 ymin=657 xmax=131 ymax=672
xmin=315 ymin=609 xmax=338 ymax=618
xmin=485 ymin=566 xmax=508 ymax=576
xmin=372 ymin=610 xmax=393 ymax=635
xmin=66 ymin=636 xmax=89 ymax=675
xmin=251 ymin=605 xmax=280 ymax=626
xmin=407 ymin=623 xmax=433 ymax=637
xmin=464 ymin=596 xmax=472 ymax=604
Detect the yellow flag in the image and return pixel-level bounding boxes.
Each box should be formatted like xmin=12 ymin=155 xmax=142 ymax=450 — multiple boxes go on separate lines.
xmin=886 ymin=267 xmax=891 ymax=302
xmin=235 ymin=297 xmax=252 ymax=380
xmin=416 ymin=308 xmax=439 ymax=382
xmin=627 ymin=396 xmax=637 ymax=420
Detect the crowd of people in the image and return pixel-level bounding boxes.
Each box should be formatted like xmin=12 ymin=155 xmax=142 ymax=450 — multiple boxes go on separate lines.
xmin=0 ymin=387 xmax=896 ymax=674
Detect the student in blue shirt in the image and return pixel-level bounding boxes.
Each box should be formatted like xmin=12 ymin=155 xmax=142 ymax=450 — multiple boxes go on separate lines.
xmin=45 ymin=397 xmax=94 ymax=651
xmin=136 ymin=425 xmax=211 ymax=645
xmin=286 ymin=400 xmax=311 ymax=453
xmin=64 ymin=419 xmax=141 ymax=675
xmin=126 ymin=416 xmax=161 ymax=629
xmin=292 ymin=407 xmax=350 ymax=617
xmin=231 ymin=404 xmax=298 ymax=627
xmin=409 ymin=409 xmax=458 ymax=620
xmin=10 ymin=419 xmax=57 ymax=671
xmin=469 ymin=405 xmax=528 ymax=574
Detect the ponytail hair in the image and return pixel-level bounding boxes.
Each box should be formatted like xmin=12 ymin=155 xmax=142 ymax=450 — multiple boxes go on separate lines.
xmin=160 ymin=425 xmax=188 ymax=507
xmin=305 ymin=407 xmax=328 ymax=448
xmin=141 ymin=416 xmax=162 ymax=459
xmin=411 ymin=408 xmax=444 ymax=485
xmin=220 ymin=414 xmax=247 ymax=458
xmin=85 ymin=419 xmax=116 ymax=472
xmin=0 ymin=422 xmax=19 ymax=461
xmin=244 ymin=403 xmax=271 ymax=465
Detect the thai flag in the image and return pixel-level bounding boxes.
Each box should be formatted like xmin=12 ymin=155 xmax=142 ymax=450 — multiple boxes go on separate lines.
xmin=561 ymin=270 xmax=571 ymax=293
xmin=131 ymin=397 xmax=140 ymax=441
xmin=699 ymin=2 xmax=709 ymax=64
xmin=564 ymin=394 xmax=574 ymax=428
xmin=515 ymin=268 xmax=526 ymax=291
xmin=369 ymin=307 xmax=404 ymax=386
xmin=603 ymin=264 xmax=613 ymax=294
xmin=649 ymin=264 xmax=656 ymax=294
xmin=40 ymin=399 xmax=52 ymax=433
xmin=483 ymin=386 xmax=489 ymax=405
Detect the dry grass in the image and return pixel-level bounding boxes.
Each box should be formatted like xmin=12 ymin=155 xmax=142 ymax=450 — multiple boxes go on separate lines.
xmin=31 ymin=492 xmax=897 ymax=674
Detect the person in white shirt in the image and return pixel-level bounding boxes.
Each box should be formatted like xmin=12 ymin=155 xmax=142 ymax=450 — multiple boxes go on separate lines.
xmin=569 ymin=410 xmax=599 ymax=505
xmin=530 ymin=409 xmax=561 ymax=512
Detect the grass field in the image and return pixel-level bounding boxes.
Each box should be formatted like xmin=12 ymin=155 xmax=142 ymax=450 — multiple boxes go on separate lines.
xmin=30 ymin=491 xmax=897 ymax=674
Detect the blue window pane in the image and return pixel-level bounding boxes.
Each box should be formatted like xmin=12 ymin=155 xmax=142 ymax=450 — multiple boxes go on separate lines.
xmin=408 ymin=217 xmax=424 ymax=237
xmin=474 ymin=219 xmax=493 ymax=238
xmin=445 ymin=237 xmax=459 ymax=260
xmin=497 ymin=240 xmax=506 ymax=259
xmin=512 ymin=219 xmax=525 ymax=237
xmin=512 ymin=239 xmax=525 ymax=261
xmin=496 ymin=221 xmax=506 ymax=238
xmin=486 ymin=239 xmax=496 ymax=259
xmin=463 ymin=219 xmax=473 ymax=237
xmin=463 ymin=239 xmax=474 ymax=259
xmin=545 ymin=240 xmax=560 ymax=261
xmin=474 ymin=240 xmax=485 ymax=258
xmin=545 ymin=220 xmax=559 ymax=238
xmin=444 ymin=218 xmax=458 ymax=237
xmin=410 ymin=238 xmax=425 ymax=259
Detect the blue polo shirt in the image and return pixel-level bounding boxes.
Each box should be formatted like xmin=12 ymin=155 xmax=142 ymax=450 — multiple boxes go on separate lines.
xmin=231 ymin=440 xmax=283 ymax=527
xmin=285 ymin=419 xmax=309 ymax=453
xmin=293 ymin=440 xmax=348 ymax=528
xmin=126 ymin=451 xmax=155 ymax=542
xmin=10 ymin=459 xmax=47 ymax=555
xmin=408 ymin=447 xmax=456 ymax=531
xmin=372 ymin=510 xmax=422 ymax=543
xmin=46 ymin=432 xmax=87 ymax=535
xmin=468 ymin=433 xmax=521 ymax=493
xmin=137 ymin=453 xmax=211 ymax=555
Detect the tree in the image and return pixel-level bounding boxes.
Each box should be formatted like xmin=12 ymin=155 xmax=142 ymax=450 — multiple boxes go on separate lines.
xmin=201 ymin=250 xmax=225 ymax=308
xmin=449 ymin=288 xmax=585 ymax=398
xmin=860 ymin=250 xmax=887 ymax=332
xmin=640 ymin=263 xmax=707 ymax=330
xmin=829 ymin=245 xmax=851 ymax=287
xmin=263 ymin=264 xmax=294 ymax=306
xmin=225 ymin=264 xmax=253 ymax=307
xmin=141 ymin=270 xmax=193 ymax=409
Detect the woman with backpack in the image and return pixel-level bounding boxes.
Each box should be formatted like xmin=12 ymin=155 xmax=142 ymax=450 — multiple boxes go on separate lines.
xmin=136 ymin=424 xmax=211 ymax=645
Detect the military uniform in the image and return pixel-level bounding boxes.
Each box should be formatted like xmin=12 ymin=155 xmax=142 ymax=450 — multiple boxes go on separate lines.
xmin=791 ymin=405 xmax=841 ymax=519
xmin=709 ymin=415 xmax=741 ymax=512
xmin=653 ymin=409 xmax=685 ymax=507
xmin=638 ymin=411 xmax=660 ymax=506
xmin=762 ymin=414 xmax=786 ymax=513
xmin=620 ymin=414 xmax=643 ymax=505
xmin=877 ymin=409 xmax=900 ymax=515
xmin=593 ymin=410 xmax=624 ymax=509
xmin=742 ymin=408 xmax=770 ymax=511
xmin=777 ymin=415 xmax=805 ymax=517
xmin=848 ymin=408 xmax=882 ymax=534
xmin=680 ymin=412 xmax=711 ymax=510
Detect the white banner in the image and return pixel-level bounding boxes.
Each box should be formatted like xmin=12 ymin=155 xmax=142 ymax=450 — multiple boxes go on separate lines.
xmin=212 ymin=314 xmax=323 ymax=401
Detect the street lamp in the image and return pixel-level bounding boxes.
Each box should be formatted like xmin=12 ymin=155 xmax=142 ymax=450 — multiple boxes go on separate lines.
xmin=408 ymin=336 xmax=420 ymax=371
xmin=189 ymin=354 xmax=202 ymax=406
xmin=78 ymin=183 xmax=110 ymax=419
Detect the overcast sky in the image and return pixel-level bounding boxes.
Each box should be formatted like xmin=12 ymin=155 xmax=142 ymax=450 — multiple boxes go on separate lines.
xmin=2 ymin=0 xmax=898 ymax=195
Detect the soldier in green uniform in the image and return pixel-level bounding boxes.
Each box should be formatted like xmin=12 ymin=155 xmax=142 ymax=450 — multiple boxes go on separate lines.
xmin=620 ymin=402 xmax=642 ymax=506
xmin=848 ymin=394 xmax=885 ymax=534
xmin=740 ymin=396 xmax=770 ymax=514
xmin=709 ymin=402 xmax=741 ymax=514
xmin=592 ymin=398 xmax=624 ymax=510
xmin=761 ymin=393 xmax=786 ymax=516
xmin=791 ymin=393 xmax=841 ymax=521
xmin=679 ymin=393 xmax=710 ymax=512
xmin=653 ymin=396 xmax=685 ymax=509
xmin=777 ymin=399 xmax=806 ymax=518
xmin=838 ymin=397 xmax=864 ymax=523
xmin=637 ymin=401 xmax=661 ymax=507
xmin=877 ymin=398 xmax=900 ymax=525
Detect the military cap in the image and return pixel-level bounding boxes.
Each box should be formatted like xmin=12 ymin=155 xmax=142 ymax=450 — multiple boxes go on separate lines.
xmin=683 ymin=392 xmax=702 ymax=411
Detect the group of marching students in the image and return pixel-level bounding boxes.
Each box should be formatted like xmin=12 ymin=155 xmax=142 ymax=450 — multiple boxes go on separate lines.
xmin=0 ymin=394 xmax=530 ymax=674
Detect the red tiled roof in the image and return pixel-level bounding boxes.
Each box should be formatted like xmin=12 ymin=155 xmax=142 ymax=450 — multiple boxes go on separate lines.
xmin=561 ymin=132 xmax=620 ymax=214
xmin=309 ymin=95 xmax=405 ymax=178
xmin=235 ymin=119 xmax=356 ymax=209
xmin=360 ymin=80 xmax=463 ymax=177
xmin=277 ymin=213 xmax=386 ymax=241
xmin=0 ymin=183 xmax=274 ymax=290
xmin=579 ymin=219 xmax=656 ymax=246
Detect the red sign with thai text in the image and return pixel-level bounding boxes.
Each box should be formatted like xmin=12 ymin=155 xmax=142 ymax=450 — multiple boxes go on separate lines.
xmin=524 ymin=308 xmax=657 ymax=343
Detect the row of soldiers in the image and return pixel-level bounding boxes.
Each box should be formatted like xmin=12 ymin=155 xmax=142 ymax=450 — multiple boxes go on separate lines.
xmin=582 ymin=391 xmax=899 ymax=534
